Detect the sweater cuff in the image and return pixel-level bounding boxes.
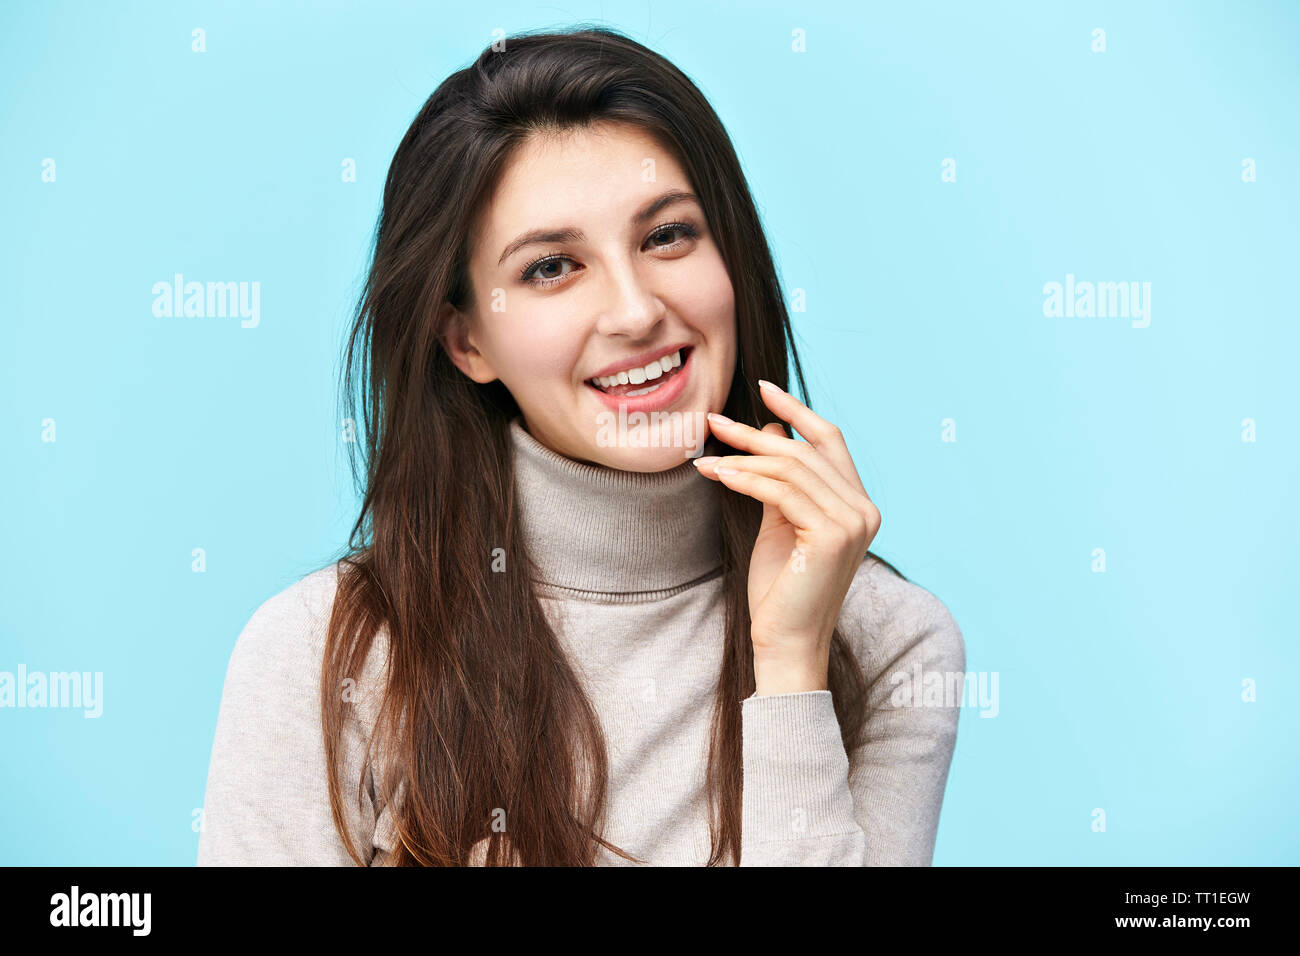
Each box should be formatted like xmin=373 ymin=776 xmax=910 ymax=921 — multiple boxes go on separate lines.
xmin=740 ymin=690 xmax=861 ymax=844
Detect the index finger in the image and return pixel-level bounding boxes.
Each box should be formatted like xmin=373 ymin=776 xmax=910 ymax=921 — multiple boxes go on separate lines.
xmin=756 ymin=379 xmax=868 ymax=497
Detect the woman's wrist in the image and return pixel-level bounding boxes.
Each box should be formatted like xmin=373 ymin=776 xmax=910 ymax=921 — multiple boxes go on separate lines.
xmin=752 ymin=648 xmax=830 ymax=696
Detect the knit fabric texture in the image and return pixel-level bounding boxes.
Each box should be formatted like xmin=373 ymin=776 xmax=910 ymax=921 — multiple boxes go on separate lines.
xmin=197 ymin=415 xmax=965 ymax=866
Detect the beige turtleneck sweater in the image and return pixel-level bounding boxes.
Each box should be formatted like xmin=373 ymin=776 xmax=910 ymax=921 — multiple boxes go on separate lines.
xmin=197 ymin=415 xmax=965 ymax=866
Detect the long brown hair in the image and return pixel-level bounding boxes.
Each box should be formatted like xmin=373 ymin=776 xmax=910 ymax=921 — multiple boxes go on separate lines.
xmin=321 ymin=24 xmax=905 ymax=866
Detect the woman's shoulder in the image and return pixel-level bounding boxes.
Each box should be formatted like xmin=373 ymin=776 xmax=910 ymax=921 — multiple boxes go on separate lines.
xmin=201 ymin=560 xmax=387 ymax=865
xmin=221 ymin=560 xmax=388 ymax=709
xmin=836 ymin=553 xmax=966 ymax=683
xmin=229 ymin=562 xmax=343 ymax=662
xmin=244 ymin=561 xmax=343 ymax=625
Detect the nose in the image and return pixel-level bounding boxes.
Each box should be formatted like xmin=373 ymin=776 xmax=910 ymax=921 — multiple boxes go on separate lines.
xmin=593 ymin=256 xmax=667 ymax=340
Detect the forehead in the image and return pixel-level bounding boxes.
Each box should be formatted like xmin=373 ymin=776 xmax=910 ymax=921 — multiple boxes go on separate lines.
xmin=479 ymin=123 xmax=691 ymax=245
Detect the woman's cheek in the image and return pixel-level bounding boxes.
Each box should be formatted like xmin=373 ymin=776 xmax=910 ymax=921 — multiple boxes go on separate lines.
xmin=664 ymin=254 xmax=735 ymax=331
xmin=497 ymin=311 xmax=583 ymax=383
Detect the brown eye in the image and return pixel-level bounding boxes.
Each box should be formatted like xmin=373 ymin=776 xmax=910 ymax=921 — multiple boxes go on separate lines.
xmin=645 ymin=223 xmax=698 ymax=249
xmin=520 ymin=254 xmax=579 ymax=287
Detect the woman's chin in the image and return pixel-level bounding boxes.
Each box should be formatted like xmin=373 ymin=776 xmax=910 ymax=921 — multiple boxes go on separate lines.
xmin=590 ymin=447 xmax=700 ymax=473
xmin=581 ymin=408 xmax=712 ymax=470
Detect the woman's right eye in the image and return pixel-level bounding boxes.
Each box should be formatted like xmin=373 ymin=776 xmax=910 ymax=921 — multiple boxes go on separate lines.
xmin=521 ymin=256 xmax=578 ymax=287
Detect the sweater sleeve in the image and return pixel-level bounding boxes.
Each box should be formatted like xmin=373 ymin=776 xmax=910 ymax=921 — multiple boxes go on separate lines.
xmin=197 ymin=566 xmax=380 ymax=866
xmin=739 ymin=689 xmax=869 ymax=864
xmin=738 ymin=562 xmax=965 ymax=866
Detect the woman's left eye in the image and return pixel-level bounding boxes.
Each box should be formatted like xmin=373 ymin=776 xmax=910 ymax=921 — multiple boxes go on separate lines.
xmin=520 ymin=222 xmax=699 ymax=287
xmin=645 ymin=222 xmax=698 ymax=249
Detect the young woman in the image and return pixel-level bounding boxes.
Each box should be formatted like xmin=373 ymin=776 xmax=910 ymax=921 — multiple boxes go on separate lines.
xmin=197 ymin=26 xmax=965 ymax=867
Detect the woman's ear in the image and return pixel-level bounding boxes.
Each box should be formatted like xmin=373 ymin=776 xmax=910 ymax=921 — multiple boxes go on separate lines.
xmin=438 ymin=301 xmax=498 ymax=384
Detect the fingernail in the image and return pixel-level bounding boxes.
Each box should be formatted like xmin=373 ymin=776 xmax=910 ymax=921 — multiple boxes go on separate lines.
xmin=693 ymin=456 xmax=720 ymax=468
xmin=716 ymin=466 xmax=739 ymax=476
xmin=757 ymin=379 xmax=784 ymax=393
xmin=706 ymin=412 xmax=734 ymax=425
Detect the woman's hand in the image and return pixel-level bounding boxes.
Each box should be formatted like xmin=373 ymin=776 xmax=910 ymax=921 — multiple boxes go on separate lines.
xmin=694 ymin=380 xmax=881 ymax=696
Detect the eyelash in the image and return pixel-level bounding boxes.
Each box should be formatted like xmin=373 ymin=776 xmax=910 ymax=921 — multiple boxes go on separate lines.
xmin=518 ymin=221 xmax=701 ymax=288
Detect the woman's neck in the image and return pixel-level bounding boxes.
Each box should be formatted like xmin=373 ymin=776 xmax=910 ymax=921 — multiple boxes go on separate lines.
xmin=508 ymin=415 xmax=724 ymax=597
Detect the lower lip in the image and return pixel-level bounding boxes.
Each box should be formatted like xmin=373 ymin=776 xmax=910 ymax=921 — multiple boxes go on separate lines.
xmin=585 ymin=348 xmax=694 ymax=414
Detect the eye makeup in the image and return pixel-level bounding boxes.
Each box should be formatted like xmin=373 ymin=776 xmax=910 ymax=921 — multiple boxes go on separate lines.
xmin=518 ymin=220 xmax=701 ymax=288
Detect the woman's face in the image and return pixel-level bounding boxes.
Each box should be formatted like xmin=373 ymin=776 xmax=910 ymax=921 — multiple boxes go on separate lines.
xmin=442 ymin=121 xmax=737 ymax=471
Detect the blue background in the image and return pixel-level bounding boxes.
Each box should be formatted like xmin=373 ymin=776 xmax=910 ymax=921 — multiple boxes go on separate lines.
xmin=2 ymin=0 xmax=1296 ymax=865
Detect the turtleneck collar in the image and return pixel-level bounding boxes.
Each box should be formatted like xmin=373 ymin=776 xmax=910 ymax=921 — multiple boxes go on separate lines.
xmin=508 ymin=415 xmax=724 ymax=598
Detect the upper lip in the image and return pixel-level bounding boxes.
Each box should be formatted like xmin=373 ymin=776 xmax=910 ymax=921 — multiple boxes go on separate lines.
xmin=586 ymin=343 xmax=691 ymax=382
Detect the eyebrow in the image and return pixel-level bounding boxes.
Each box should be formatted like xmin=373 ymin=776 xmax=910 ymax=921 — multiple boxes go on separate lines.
xmin=496 ymin=189 xmax=702 ymax=267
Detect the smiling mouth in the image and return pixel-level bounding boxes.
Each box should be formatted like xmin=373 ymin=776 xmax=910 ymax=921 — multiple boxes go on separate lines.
xmin=586 ymin=346 xmax=692 ymax=398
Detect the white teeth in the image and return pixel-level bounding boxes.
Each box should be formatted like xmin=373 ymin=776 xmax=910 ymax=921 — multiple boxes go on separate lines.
xmin=591 ymin=349 xmax=684 ymax=390
xmin=625 ymin=382 xmax=664 ymax=397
